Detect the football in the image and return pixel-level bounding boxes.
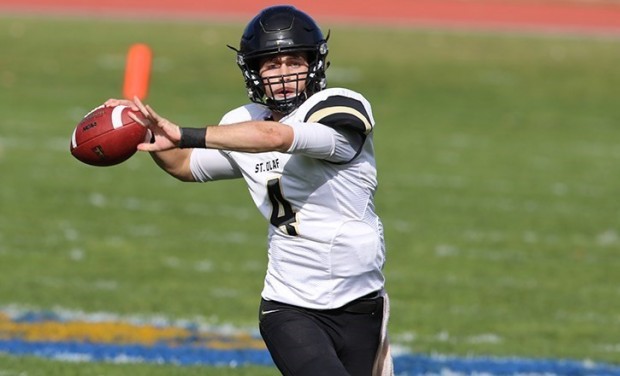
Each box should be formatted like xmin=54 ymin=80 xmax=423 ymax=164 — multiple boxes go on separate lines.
xmin=70 ymin=105 xmax=148 ymax=167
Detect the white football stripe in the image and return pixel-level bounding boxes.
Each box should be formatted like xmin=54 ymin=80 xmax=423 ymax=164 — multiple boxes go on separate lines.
xmin=71 ymin=127 xmax=77 ymax=148
xmin=111 ymin=105 xmax=128 ymax=129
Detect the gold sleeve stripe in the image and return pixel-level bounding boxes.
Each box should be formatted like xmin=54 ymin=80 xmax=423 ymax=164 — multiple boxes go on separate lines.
xmin=307 ymin=106 xmax=373 ymax=134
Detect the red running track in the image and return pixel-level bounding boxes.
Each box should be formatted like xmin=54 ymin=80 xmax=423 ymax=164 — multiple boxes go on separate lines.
xmin=1 ymin=0 xmax=619 ymax=35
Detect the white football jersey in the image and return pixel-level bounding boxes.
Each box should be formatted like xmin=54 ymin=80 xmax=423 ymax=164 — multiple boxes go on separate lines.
xmin=190 ymin=88 xmax=386 ymax=309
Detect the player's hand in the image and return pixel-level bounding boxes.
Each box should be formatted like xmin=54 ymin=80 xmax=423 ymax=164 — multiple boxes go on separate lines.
xmin=103 ymin=98 xmax=139 ymax=111
xmin=129 ymin=96 xmax=182 ymax=152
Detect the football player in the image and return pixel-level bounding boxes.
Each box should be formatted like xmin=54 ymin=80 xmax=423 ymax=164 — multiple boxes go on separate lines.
xmin=106 ymin=5 xmax=392 ymax=376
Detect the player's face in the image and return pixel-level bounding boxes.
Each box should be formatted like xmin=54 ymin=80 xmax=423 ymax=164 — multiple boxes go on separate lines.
xmin=258 ymin=53 xmax=309 ymax=102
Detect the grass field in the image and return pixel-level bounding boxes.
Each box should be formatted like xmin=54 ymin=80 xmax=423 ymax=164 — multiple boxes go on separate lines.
xmin=1 ymin=14 xmax=620 ymax=374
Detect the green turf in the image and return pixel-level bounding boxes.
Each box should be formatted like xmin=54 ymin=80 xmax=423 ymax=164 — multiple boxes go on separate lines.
xmin=1 ymin=15 xmax=620 ymax=374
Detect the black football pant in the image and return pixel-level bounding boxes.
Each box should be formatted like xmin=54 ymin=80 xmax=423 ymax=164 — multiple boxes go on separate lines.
xmin=258 ymin=293 xmax=384 ymax=376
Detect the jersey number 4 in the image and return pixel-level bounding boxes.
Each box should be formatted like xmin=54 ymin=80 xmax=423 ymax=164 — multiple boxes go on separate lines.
xmin=267 ymin=177 xmax=298 ymax=236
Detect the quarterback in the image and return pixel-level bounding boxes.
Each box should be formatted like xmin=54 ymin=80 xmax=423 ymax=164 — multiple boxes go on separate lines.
xmin=106 ymin=5 xmax=392 ymax=376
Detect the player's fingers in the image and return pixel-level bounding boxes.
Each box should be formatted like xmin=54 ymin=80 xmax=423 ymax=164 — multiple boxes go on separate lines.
xmin=143 ymin=105 xmax=181 ymax=139
xmin=133 ymin=96 xmax=152 ymax=120
xmin=131 ymin=96 xmax=180 ymax=143
xmin=137 ymin=138 xmax=174 ymax=152
xmin=133 ymin=97 xmax=166 ymax=128
xmin=136 ymin=142 xmax=157 ymax=152
xmin=128 ymin=111 xmax=149 ymax=127
xmin=104 ymin=98 xmax=137 ymax=110
xmin=144 ymin=104 xmax=165 ymax=124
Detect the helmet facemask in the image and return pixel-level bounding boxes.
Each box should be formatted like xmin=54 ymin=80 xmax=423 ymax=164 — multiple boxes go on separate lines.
xmin=262 ymin=70 xmax=309 ymax=115
xmin=239 ymin=45 xmax=328 ymax=115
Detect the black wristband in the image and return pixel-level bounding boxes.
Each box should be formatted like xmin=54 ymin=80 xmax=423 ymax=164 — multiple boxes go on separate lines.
xmin=178 ymin=127 xmax=207 ymax=149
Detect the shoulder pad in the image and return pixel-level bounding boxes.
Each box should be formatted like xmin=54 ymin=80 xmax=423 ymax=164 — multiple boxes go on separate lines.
xmin=303 ymin=91 xmax=374 ymax=135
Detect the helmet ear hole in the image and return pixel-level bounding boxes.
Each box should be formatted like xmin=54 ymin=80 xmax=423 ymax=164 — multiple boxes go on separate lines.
xmin=233 ymin=5 xmax=329 ymax=114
